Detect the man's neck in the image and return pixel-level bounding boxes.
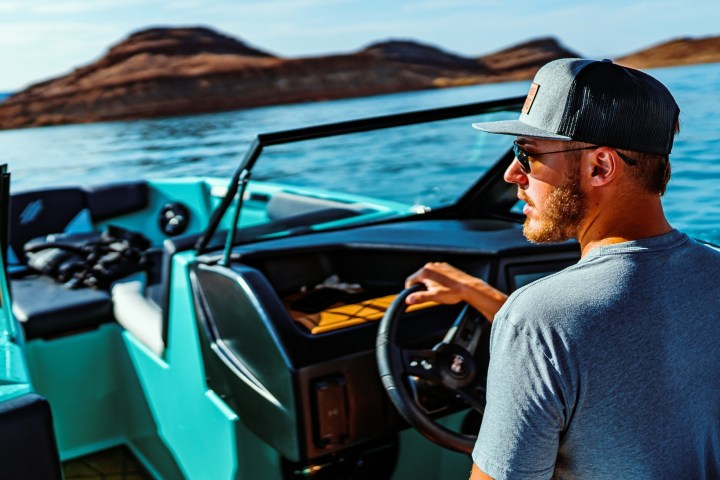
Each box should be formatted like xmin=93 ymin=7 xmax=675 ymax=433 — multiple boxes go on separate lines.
xmin=576 ymin=195 xmax=672 ymax=257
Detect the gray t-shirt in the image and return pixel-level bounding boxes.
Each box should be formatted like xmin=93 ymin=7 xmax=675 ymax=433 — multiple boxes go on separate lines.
xmin=472 ymin=230 xmax=720 ymax=479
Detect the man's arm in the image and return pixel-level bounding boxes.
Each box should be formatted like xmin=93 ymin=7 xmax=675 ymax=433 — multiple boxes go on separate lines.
xmin=470 ymin=463 xmax=493 ymax=480
xmin=405 ymin=262 xmax=508 ymax=321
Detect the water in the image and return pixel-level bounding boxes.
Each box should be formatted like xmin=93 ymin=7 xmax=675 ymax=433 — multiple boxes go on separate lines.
xmin=1 ymin=63 xmax=719 ymax=244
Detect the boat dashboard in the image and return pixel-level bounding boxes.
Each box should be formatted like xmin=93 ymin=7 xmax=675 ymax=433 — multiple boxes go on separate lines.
xmin=189 ymin=217 xmax=580 ymax=463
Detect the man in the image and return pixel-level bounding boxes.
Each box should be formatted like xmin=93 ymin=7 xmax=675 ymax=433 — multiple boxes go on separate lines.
xmin=406 ymin=59 xmax=720 ymax=479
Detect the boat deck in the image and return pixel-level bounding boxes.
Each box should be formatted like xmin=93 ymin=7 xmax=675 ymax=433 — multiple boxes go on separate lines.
xmin=63 ymin=446 xmax=153 ymax=479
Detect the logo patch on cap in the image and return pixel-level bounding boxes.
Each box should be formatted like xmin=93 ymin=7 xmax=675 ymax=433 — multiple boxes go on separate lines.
xmin=522 ymin=83 xmax=539 ymax=114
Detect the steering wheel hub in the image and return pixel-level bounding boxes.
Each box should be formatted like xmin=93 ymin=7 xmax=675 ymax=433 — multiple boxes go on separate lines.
xmin=450 ymin=353 xmax=467 ymax=375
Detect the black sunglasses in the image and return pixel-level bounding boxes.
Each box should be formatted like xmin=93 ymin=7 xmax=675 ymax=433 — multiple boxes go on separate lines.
xmin=512 ymin=141 xmax=637 ymax=174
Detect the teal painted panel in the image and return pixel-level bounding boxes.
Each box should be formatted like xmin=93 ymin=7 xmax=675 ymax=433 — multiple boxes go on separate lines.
xmin=95 ymin=179 xmax=214 ymax=246
xmin=0 ymin=342 xmax=28 ymax=386
xmin=0 ymin=382 xmax=32 ymax=403
xmin=154 ymin=251 xmax=283 ymax=479
xmin=121 ymin=251 xmax=242 ymax=479
xmin=0 ymin=240 xmax=32 ymax=403
xmin=392 ymin=412 xmax=474 ymax=479
xmin=25 ymin=324 xmax=184 ymax=478
xmin=21 ymin=250 xmax=282 ymax=478
xmin=25 ymin=325 xmax=142 ymax=458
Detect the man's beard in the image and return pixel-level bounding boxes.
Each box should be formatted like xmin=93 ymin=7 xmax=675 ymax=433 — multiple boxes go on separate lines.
xmin=522 ymin=167 xmax=586 ymax=243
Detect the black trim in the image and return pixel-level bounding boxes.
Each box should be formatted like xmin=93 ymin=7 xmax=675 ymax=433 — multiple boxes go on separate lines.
xmin=0 ymin=393 xmax=62 ymax=480
xmin=159 ymin=239 xmax=178 ymax=349
xmin=86 ymin=181 xmax=148 ymax=221
xmin=0 ymin=165 xmax=9 ymax=284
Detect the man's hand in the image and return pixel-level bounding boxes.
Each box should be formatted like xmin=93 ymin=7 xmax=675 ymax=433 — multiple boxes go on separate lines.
xmin=405 ymin=262 xmax=478 ymax=305
xmin=405 ymin=262 xmax=508 ymax=322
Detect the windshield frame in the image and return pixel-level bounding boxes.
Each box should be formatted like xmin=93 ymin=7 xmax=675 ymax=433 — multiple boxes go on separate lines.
xmin=195 ymin=96 xmax=525 ymax=255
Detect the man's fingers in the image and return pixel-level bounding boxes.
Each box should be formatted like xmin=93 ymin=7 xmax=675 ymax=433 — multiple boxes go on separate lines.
xmin=406 ymin=291 xmax=428 ymax=305
xmin=405 ymin=267 xmax=427 ymax=288
xmin=407 ymin=289 xmax=446 ymax=305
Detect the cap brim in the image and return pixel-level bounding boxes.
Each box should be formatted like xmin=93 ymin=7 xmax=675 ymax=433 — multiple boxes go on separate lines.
xmin=472 ymin=120 xmax=571 ymax=141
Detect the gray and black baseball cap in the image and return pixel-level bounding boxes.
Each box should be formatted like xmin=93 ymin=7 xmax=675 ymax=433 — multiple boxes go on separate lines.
xmin=473 ymin=58 xmax=679 ymax=156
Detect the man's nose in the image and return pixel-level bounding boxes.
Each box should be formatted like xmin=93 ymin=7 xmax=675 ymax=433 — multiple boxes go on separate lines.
xmin=504 ymin=158 xmax=528 ymax=186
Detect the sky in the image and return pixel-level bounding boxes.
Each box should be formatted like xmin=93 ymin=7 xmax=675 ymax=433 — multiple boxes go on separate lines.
xmin=1 ymin=0 xmax=718 ymax=92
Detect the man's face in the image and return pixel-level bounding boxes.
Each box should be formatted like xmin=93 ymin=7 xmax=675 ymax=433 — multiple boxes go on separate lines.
xmin=504 ymin=138 xmax=588 ymax=243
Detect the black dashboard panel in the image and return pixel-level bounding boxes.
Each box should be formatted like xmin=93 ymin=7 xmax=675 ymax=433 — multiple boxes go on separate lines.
xmin=230 ymin=219 xmax=549 ymax=258
xmin=190 ymin=218 xmax=580 ymax=461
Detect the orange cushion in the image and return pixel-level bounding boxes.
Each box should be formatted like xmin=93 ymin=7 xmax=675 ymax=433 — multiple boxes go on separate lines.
xmin=288 ymin=294 xmax=437 ymax=334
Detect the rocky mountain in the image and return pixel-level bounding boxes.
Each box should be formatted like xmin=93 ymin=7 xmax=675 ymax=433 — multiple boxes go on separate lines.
xmin=361 ymin=39 xmax=488 ymax=71
xmin=615 ymin=35 xmax=720 ymax=68
xmin=482 ymin=37 xmax=581 ymax=76
xmin=3 ymin=27 xmax=717 ymax=130
xmin=0 ymin=27 xmax=579 ymax=130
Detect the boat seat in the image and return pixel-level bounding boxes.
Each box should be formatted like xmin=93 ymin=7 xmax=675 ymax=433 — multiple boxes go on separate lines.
xmin=11 ymin=274 xmax=114 ymax=340
xmin=112 ymin=277 xmax=164 ymax=356
xmin=8 ymin=181 xmax=149 ymax=268
xmin=110 ymin=245 xmax=172 ymax=356
xmin=266 ymin=191 xmax=369 ymax=220
xmin=9 ymin=188 xmax=87 ymax=268
xmin=85 ymin=181 xmax=148 ymax=222
xmin=0 ymin=394 xmax=62 ymax=480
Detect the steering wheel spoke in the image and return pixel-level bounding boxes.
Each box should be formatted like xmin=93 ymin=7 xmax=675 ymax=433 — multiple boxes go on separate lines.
xmin=456 ymin=383 xmax=487 ymax=414
xmin=401 ymin=348 xmax=441 ymax=382
xmin=442 ymin=304 xmax=488 ymax=354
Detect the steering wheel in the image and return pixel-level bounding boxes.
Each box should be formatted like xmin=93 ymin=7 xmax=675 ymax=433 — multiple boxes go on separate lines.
xmin=376 ymin=284 xmax=491 ymax=453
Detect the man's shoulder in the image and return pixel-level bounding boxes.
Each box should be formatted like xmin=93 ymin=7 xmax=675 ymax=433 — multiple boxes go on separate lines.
xmin=688 ymin=237 xmax=720 ymax=259
xmin=495 ymin=259 xmax=613 ymax=336
xmin=495 ymin=233 xmax=720 ymax=334
xmin=505 ymin=261 xmax=595 ymax=306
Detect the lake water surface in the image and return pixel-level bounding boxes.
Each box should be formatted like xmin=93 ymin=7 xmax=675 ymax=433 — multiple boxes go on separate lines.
xmin=2 ymin=62 xmax=719 ymax=244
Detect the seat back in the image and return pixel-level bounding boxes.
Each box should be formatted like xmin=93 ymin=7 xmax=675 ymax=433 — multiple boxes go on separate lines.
xmin=9 ymin=181 xmax=149 ymax=266
xmin=8 ymin=188 xmax=87 ymax=265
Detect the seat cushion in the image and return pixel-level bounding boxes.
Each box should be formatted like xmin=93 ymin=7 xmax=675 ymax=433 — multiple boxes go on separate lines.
xmin=112 ymin=279 xmax=164 ymax=355
xmin=11 ymin=275 xmax=113 ymax=339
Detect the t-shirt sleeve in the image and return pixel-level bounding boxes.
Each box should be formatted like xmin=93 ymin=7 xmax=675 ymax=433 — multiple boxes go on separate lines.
xmin=472 ymin=311 xmax=568 ymax=480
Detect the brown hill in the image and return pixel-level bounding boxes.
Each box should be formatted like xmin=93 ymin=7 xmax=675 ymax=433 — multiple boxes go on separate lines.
xmin=0 ymin=27 xmax=577 ymax=130
xmin=482 ymin=37 xmax=580 ymax=75
xmin=615 ymin=35 xmax=720 ymax=69
xmin=362 ymin=39 xmax=488 ymax=71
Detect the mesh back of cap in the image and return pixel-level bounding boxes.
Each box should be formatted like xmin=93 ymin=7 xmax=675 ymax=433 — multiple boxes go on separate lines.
xmin=558 ymin=62 xmax=679 ymax=155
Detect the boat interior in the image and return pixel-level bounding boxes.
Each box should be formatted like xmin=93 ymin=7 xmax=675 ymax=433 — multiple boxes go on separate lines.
xmin=0 ymin=98 xmax=583 ymax=479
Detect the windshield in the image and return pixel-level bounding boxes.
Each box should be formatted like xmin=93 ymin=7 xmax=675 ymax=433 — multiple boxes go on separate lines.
xmin=252 ymin=110 xmax=517 ymax=211
xmin=199 ymin=99 xmax=523 ymax=254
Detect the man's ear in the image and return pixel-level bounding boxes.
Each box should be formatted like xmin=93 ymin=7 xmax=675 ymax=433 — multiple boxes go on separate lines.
xmin=587 ymin=147 xmax=619 ymax=187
